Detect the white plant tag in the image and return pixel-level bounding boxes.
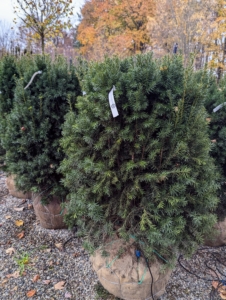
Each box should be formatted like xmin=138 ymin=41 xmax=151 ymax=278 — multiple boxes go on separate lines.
xmin=24 ymin=70 xmax=42 ymax=90
xmin=108 ymin=86 xmax=119 ymax=118
xmin=213 ymin=102 xmax=226 ymax=113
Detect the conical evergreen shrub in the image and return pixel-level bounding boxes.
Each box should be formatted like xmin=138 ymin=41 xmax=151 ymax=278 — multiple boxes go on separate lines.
xmin=2 ymin=55 xmax=81 ymax=198
xmin=60 ymin=54 xmax=219 ymax=260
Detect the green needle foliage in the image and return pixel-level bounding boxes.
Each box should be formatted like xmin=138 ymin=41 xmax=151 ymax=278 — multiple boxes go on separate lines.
xmin=2 ymin=55 xmax=81 ymax=198
xmin=203 ymin=72 xmax=226 ymax=218
xmin=60 ymin=53 xmax=219 ymax=260
xmin=0 ymin=55 xmax=19 ymax=161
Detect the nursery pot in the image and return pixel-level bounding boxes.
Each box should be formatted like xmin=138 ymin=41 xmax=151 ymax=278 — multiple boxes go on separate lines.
xmin=32 ymin=193 xmax=67 ymax=229
xmin=90 ymin=239 xmax=173 ymax=300
xmin=6 ymin=174 xmax=31 ymax=199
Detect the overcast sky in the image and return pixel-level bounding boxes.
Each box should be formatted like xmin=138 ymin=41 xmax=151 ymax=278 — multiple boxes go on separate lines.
xmin=0 ymin=0 xmax=85 ymax=24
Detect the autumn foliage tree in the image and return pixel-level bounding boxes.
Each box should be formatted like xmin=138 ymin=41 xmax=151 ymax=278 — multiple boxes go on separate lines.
xmin=13 ymin=0 xmax=74 ymax=54
xmin=205 ymin=0 xmax=226 ymax=81
xmin=153 ymin=0 xmax=216 ymax=64
xmin=77 ymin=0 xmax=155 ymax=60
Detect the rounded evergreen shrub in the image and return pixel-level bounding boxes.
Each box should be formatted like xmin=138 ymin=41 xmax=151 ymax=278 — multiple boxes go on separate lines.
xmin=60 ymin=54 xmax=219 ymax=260
xmin=2 ymin=55 xmax=81 ymax=198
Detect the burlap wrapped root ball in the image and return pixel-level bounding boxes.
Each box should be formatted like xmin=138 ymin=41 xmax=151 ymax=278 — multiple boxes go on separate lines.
xmin=204 ymin=217 xmax=226 ymax=247
xmin=6 ymin=174 xmax=31 ymax=199
xmin=90 ymin=239 xmax=173 ymax=300
xmin=32 ymin=193 xmax=67 ymax=229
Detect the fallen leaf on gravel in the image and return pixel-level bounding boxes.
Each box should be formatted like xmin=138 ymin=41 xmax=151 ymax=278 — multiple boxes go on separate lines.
xmin=5 ymin=215 xmax=11 ymax=219
xmin=54 ymin=281 xmax=65 ymax=290
xmin=6 ymin=271 xmax=20 ymax=278
xmin=27 ymin=204 xmax=33 ymax=209
xmin=65 ymin=291 xmax=72 ymax=298
xmin=45 ymin=248 xmax=51 ymax=253
xmin=26 ymin=289 xmax=36 ymax=297
xmin=55 ymin=243 xmax=63 ymax=250
xmin=12 ymin=286 xmax=18 ymax=291
xmin=32 ymin=274 xmax=40 ymax=282
xmin=220 ymin=292 xmax=226 ymax=300
xmin=73 ymin=252 xmax=80 ymax=258
xmin=43 ymin=280 xmax=51 ymax=285
xmin=212 ymin=281 xmax=219 ymax=289
xmin=17 ymin=231 xmax=25 ymax=239
xmin=219 ymin=285 xmax=226 ymax=299
xmin=1 ymin=279 xmax=8 ymax=285
xmin=14 ymin=207 xmax=24 ymax=212
xmin=5 ymin=247 xmax=15 ymax=255
xmin=15 ymin=220 xmax=24 ymax=227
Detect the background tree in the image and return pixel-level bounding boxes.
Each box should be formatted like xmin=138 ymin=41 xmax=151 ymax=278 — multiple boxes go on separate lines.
xmin=0 ymin=21 xmax=16 ymax=57
xmin=77 ymin=0 xmax=155 ymax=60
xmin=205 ymin=0 xmax=226 ymax=81
xmin=13 ymin=0 xmax=74 ymax=54
xmin=153 ymin=0 xmax=216 ymax=65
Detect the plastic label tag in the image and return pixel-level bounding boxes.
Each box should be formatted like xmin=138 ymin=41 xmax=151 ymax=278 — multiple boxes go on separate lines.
xmin=24 ymin=70 xmax=42 ymax=90
xmin=108 ymin=86 xmax=119 ymax=118
xmin=213 ymin=102 xmax=226 ymax=113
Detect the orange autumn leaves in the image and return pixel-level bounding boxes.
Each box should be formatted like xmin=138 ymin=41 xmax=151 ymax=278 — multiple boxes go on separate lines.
xmin=77 ymin=0 xmax=155 ymax=60
xmin=27 ymin=290 xmax=36 ymax=298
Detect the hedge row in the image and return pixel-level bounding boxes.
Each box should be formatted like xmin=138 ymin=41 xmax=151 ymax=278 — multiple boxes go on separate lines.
xmin=0 ymin=53 xmax=225 ymax=262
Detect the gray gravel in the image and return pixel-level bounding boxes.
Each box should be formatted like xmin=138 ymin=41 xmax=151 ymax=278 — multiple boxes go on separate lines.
xmin=0 ymin=170 xmax=224 ymax=299
xmin=0 ymin=171 xmax=98 ymax=299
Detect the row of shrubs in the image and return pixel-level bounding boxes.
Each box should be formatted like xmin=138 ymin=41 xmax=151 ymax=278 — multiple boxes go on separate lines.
xmin=0 ymin=53 xmax=225 ymax=263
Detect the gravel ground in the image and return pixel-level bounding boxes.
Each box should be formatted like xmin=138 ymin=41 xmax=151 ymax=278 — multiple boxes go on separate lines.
xmin=0 ymin=171 xmax=99 ymax=300
xmin=0 ymin=170 xmax=224 ymax=300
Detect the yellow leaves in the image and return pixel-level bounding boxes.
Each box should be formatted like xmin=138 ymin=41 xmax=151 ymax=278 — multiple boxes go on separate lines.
xmin=26 ymin=290 xmax=36 ymax=297
xmin=54 ymin=281 xmax=65 ymax=290
xmin=15 ymin=220 xmax=24 ymax=227
xmin=14 ymin=0 xmax=73 ymax=53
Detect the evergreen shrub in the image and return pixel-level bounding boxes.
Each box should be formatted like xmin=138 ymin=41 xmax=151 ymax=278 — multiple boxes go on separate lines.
xmin=0 ymin=55 xmax=19 ymax=163
xmin=60 ymin=53 xmax=219 ymax=260
xmin=2 ymin=55 xmax=81 ymax=198
xmin=203 ymin=72 xmax=226 ymax=218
